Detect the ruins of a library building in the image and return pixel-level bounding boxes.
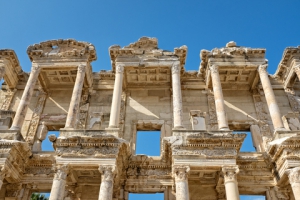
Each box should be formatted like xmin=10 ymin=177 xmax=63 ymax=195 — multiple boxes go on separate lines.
xmin=0 ymin=37 xmax=300 ymax=200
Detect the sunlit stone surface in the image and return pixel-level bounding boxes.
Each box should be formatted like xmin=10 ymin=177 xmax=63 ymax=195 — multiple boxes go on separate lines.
xmin=0 ymin=38 xmax=299 ymax=199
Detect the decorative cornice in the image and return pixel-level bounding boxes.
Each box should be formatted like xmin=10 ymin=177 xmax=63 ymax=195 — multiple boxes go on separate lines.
xmin=27 ymin=39 xmax=97 ymax=62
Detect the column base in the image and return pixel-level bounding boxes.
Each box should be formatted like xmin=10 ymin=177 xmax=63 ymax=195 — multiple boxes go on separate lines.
xmin=173 ymin=126 xmax=186 ymax=130
xmin=105 ymin=127 xmax=120 ymax=138
xmin=219 ymin=127 xmax=230 ymax=131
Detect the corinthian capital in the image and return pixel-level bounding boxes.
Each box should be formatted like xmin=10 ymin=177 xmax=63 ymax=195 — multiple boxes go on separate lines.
xmin=209 ymin=65 xmax=219 ymax=74
xmin=31 ymin=64 xmax=41 ymax=73
xmin=99 ymin=165 xmax=116 ymax=182
xmin=222 ymin=165 xmax=239 ymax=183
xmin=287 ymin=167 xmax=300 ymax=185
xmin=258 ymin=64 xmax=268 ymax=74
xmin=171 ymin=61 xmax=181 ymax=75
xmin=53 ymin=164 xmax=69 ymax=180
xmin=115 ymin=64 xmax=124 ymax=74
xmin=78 ymin=64 xmax=86 ymax=73
xmin=173 ymin=165 xmax=190 ymax=182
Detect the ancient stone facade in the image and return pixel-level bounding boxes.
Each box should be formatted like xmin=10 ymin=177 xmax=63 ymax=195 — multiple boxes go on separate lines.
xmin=0 ymin=37 xmax=299 ymax=199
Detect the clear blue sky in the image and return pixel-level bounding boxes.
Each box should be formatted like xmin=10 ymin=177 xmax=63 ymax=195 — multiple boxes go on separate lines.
xmin=2 ymin=1 xmax=299 ymax=199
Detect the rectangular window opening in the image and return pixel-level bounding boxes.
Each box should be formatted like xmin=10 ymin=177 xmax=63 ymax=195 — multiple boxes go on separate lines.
xmin=233 ymin=131 xmax=256 ymax=152
xmin=129 ymin=193 xmax=164 ymax=200
xmin=31 ymin=192 xmax=50 ymax=199
xmin=136 ymin=131 xmax=161 ymax=156
xmin=240 ymin=195 xmax=266 ymax=200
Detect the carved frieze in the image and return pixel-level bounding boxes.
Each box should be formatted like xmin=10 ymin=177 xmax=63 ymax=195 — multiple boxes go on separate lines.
xmin=207 ymin=92 xmax=218 ymax=130
xmin=25 ymin=91 xmax=47 ymax=143
xmin=0 ymin=89 xmax=16 ymax=110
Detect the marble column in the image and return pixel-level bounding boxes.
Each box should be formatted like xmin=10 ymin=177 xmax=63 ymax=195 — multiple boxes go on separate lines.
xmin=171 ymin=61 xmax=184 ymax=129
xmin=222 ymin=165 xmax=240 ymax=200
xmin=294 ymin=64 xmax=300 ymax=80
xmin=49 ymin=164 xmax=69 ymax=200
xmin=258 ymin=64 xmax=285 ymax=131
xmin=98 ymin=165 xmax=115 ymax=200
xmin=65 ymin=65 xmax=86 ymax=128
xmin=10 ymin=64 xmax=41 ymax=130
xmin=173 ymin=166 xmax=190 ymax=200
xmin=209 ymin=65 xmax=229 ymax=130
xmin=287 ymin=167 xmax=300 ymax=200
xmin=109 ymin=64 xmax=124 ymax=128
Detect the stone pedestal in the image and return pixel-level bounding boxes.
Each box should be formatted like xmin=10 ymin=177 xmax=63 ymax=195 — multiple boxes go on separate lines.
xmin=49 ymin=165 xmax=69 ymax=200
xmin=98 ymin=165 xmax=115 ymax=200
xmin=171 ymin=62 xmax=184 ymax=129
xmin=287 ymin=167 xmax=300 ymax=200
xmin=65 ymin=65 xmax=86 ymax=128
xmin=10 ymin=65 xmax=40 ymax=130
xmin=109 ymin=64 xmax=124 ymax=128
xmin=222 ymin=165 xmax=240 ymax=200
xmin=258 ymin=64 xmax=285 ymax=131
xmin=209 ymin=65 xmax=229 ymax=130
xmin=173 ymin=166 xmax=190 ymax=200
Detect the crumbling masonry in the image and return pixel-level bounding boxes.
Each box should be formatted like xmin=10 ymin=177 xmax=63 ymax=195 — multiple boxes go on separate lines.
xmin=0 ymin=37 xmax=299 ymax=199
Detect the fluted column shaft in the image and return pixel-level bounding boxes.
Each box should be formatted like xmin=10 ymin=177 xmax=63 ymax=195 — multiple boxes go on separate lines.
xmin=65 ymin=65 xmax=86 ymax=128
xmin=287 ymin=167 xmax=300 ymax=200
xmin=174 ymin=166 xmax=190 ymax=200
xmin=109 ymin=64 xmax=124 ymax=128
xmin=210 ymin=65 xmax=229 ymax=130
xmin=222 ymin=165 xmax=240 ymax=200
xmin=11 ymin=65 xmax=40 ymax=130
xmin=49 ymin=165 xmax=69 ymax=200
xmin=172 ymin=61 xmax=184 ymax=129
xmin=98 ymin=165 xmax=115 ymax=200
xmin=258 ymin=64 xmax=284 ymax=131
